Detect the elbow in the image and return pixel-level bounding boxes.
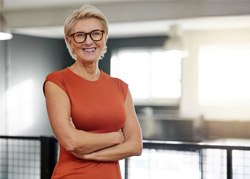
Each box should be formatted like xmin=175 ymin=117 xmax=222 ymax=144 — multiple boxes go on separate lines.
xmin=62 ymin=135 xmax=90 ymax=154
xmin=64 ymin=143 xmax=77 ymax=152
xmin=61 ymin=138 xmax=78 ymax=152
xmin=130 ymin=141 xmax=143 ymax=156
xmin=57 ymin=133 xmax=79 ymax=152
xmin=126 ymin=135 xmax=143 ymax=156
xmin=134 ymin=136 xmax=143 ymax=156
xmin=135 ymin=142 xmax=143 ymax=156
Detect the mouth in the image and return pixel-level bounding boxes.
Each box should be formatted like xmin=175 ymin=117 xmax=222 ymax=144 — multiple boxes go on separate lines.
xmin=82 ymin=47 xmax=97 ymax=52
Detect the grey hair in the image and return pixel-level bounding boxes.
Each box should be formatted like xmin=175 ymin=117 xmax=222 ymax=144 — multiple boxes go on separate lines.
xmin=64 ymin=4 xmax=109 ymax=60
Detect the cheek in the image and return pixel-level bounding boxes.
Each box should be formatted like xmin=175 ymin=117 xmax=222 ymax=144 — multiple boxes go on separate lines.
xmin=73 ymin=44 xmax=79 ymax=50
xmin=98 ymin=38 xmax=107 ymax=49
xmin=99 ymin=42 xmax=105 ymax=49
xmin=72 ymin=43 xmax=82 ymax=52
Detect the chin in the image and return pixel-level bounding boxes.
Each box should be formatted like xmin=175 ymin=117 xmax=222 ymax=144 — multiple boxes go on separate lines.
xmin=79 ymin=57 xmax=99 ymax=63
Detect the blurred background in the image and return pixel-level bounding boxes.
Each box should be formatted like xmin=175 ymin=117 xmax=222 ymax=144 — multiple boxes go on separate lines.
xmin=1 ymin=0 xmax=250 ymax=178
xmin=1 ymin=0 xmax=250 ymax=140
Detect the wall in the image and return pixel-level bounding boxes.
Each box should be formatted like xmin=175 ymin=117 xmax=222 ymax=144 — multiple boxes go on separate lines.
xmin=179 ymin=28 xmax=250 ymax=140
xmin=1 ymin=34 xmax=73 ymax=136
xmin=181 ymin=28 xmax=250 ymax=120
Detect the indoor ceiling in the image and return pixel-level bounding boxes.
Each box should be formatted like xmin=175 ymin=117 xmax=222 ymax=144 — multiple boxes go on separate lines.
xmin=2 ymin=0 xmax=250 ymax=38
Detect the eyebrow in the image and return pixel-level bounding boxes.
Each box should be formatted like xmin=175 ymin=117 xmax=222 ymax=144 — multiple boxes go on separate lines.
xmin=73 ymin=29 xmax=103 ymax=34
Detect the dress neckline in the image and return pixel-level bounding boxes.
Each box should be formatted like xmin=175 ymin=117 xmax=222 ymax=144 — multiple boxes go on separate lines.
xmin=66 ymin=67 xmax=103 ymax=83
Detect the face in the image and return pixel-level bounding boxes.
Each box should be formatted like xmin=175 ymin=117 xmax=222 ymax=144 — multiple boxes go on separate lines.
xmin=67 ymin=18 xmax=107 ymax=62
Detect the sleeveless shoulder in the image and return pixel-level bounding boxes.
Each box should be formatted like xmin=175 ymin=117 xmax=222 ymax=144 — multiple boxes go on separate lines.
xmin=103 ymin=72 xmax=128 ymax=101
xmin=115 ymin=78 xmax=128 ymax=101
xmin=44 ymin=68 xmax=68 ymax=93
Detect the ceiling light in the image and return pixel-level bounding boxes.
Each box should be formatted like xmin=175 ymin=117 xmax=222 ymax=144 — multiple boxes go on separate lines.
xmin=164 ymin=24 xmax=188 ymax=57
xmin=0 ymin=13 xmax=13 ymax=40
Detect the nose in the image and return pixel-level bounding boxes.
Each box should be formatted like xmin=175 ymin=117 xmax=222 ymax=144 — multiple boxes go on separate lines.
xmin=84 ymin=34 xmax=93 ymax=44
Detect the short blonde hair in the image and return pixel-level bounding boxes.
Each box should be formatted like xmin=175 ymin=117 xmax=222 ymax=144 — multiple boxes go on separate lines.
xmin=64 ymin=4 xmax=109 ymax=60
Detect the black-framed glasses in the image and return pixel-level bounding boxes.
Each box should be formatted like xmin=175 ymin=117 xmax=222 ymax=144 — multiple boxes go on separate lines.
xmin=69 ymin=29 xmax=105 ymax=43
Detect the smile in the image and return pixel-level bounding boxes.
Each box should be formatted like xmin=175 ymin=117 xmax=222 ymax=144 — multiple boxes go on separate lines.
xmin=82 ymin=47 xmax=96 ymax=52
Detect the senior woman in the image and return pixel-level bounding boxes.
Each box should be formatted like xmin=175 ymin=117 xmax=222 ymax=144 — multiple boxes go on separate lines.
xmin=43 ymin=4 xmax=142 ymax=179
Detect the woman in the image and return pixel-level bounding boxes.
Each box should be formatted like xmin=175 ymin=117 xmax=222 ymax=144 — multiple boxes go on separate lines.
xmin=43 ymin=4 xmax=143 ymax=179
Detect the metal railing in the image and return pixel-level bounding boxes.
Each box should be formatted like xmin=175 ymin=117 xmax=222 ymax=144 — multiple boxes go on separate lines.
xmin=1 ymin=136 xmax=250 ymax=179
xmin=123 ymin=140 xmax=250 ymax=179
xmin=0 ymin=136 xmax=57 ymax=179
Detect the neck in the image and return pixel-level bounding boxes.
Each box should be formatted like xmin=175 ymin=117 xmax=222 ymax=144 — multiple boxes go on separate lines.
xmin=71 ymin=62 xmax=100 ymax=81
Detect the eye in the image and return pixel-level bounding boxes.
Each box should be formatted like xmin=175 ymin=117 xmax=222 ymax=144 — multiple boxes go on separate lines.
xmin=75 ymin=32 xmax=85 ymax=38
xmin=91 ymin=30 xmax=102 ymax=36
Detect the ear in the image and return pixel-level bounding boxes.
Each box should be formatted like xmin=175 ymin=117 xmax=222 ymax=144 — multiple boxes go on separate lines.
xmin=105 ymin=33 xmax=109 ymax=42
xmin=66 ymin=36 xmax=75 ymax=50
xmin=66 ymin=36 xmax=72 ymax=45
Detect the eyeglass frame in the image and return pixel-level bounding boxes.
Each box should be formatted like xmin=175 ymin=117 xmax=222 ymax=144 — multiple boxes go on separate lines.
xmin=69 ymin=29 xmax=105 ymax=44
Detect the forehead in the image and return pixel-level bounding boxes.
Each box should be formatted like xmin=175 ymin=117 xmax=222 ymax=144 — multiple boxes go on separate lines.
xmin=71 ymin=18 xmax=103 ymax=33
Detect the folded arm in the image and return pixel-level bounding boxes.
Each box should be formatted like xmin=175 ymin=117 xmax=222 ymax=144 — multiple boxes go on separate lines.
xmin=44 ymin=81 xmax=124 ymax=154
xmin=72 ymin=89 xmax=143 ymax=161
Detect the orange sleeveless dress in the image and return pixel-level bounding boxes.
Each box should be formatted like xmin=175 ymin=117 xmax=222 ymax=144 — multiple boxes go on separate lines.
xmin=45 ymin=67 xmax=128 ymax=179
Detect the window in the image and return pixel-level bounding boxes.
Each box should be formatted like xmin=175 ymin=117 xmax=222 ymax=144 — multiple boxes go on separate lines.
xmin=111 ymin=48 xmax=182 ymax=105
xmin=198 ymin=44 xmax=250 ymax=106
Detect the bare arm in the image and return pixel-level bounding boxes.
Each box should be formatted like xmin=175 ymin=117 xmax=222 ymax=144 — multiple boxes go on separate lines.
xmin=44 ymin=81 xmax=124 ymax=154
xmin=72 ymin=89 xmax=143 ymax=161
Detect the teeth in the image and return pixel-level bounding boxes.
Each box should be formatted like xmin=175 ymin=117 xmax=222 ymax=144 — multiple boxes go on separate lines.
xmin=83 ymin=48 xmax=95 ymax=52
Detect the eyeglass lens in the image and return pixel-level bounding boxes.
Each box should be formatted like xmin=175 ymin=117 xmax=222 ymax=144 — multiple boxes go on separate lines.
xmin=73 ymin=30 xmax=104 ymax=43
